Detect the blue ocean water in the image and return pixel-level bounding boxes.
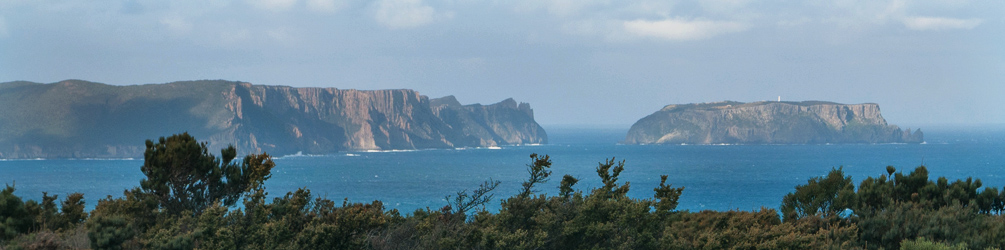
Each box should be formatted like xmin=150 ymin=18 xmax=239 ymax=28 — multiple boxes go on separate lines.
xmin=1 ymin=126 xmax=1003 ymax=213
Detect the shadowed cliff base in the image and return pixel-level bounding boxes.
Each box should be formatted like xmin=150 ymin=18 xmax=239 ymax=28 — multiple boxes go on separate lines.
xmin=624 ymin=101 xmax=923 ymax=145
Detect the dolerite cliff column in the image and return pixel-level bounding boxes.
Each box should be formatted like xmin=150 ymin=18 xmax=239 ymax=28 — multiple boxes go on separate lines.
xmin=624 ymin=101 xmax=922 ymax=145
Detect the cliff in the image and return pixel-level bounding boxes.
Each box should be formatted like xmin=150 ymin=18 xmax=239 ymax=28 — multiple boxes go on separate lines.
xmin=430 ymin=96 xmax=544 ymax=147
xmin=0 ymin=80 xmax=547 ymax=158
xmin=623 ymin=101 xmax=923 ymax=145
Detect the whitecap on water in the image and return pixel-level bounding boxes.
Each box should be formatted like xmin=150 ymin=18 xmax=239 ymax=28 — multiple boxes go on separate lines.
xmin=275 ymin=151 xmax=332 ymax=159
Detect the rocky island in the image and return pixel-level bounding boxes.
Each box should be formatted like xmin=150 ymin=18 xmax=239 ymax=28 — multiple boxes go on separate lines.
xmin=623 ymin=101 xmax=922 ymax=145
xmin=0 ymin=80 xmax=547 ymax=158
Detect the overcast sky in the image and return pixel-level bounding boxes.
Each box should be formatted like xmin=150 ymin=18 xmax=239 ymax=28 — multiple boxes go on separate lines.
xmin=0 ymin=0 xmax=1001 ymax=126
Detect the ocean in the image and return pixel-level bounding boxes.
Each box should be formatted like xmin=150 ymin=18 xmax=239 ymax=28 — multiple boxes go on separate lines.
xmin=2 ymin=125 xmax=1003 ymax=213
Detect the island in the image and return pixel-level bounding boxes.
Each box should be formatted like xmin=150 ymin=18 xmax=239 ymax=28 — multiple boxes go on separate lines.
xmin=0 ymin=80 xmax=547 ymax=158
xmin=623 ymin=101 xmax=922 ymax=145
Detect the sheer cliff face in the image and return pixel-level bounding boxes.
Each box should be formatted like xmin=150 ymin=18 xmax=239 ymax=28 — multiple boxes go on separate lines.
xmin=0 ymin=80 xmax=547 ymax=158
xmin=429 ymin=96 xmax=547 ymax=147
xmin=624 ymin=101 xmax=923 ymax=145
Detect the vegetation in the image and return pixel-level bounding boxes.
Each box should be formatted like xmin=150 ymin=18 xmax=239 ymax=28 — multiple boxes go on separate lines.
xmin=2 ymin=133 xmax=1005 ymax=249
xmin=139 ymin=132 xmax=274 ymax=215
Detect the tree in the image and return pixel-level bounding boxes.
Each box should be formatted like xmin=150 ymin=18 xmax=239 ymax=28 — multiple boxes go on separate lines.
xmin=593 ymin=158 xmax=630 ymax=199
xmin=518 ymin=153 xmax=552 ymax=198
xmin=446 ymin=179 xmax=500 ymax=216
xmin=140 ymin=132 xmax=274 ymax=215
xmin=57 ymin=193 xmax=87 ymax=229
xmin=559 ymin=175 xmax=579 ymax=199
xmin=781 ymin=167 xmax=856 ymax=222
xmin=653 ymin=175 xmax=684 ymax=214
xmin=0 ymin=185 xmax=31 ymax=240
xmin=87 ymin=214 xmax=135 ymax=250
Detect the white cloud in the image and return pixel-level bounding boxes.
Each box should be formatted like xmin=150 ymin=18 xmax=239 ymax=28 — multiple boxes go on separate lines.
xmin=375 ymin=0 xmax=448 ymax=29
xmin=249 ymin=0 xmax=298 ymax=11
xmin=807 ymin=0 xmax=988 ymax=33
xmin=160 ymin=15 xmax=192 ymax=34
xmin=622 ymin=18 xmax=748 ymax=41
xmin=306 ymin=0 xmax=346 ymax=13
xmin=901 ymin=16 xmax=982 ymax=31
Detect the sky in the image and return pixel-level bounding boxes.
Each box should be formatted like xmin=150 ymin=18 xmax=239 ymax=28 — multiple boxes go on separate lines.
xmin=0 ymin=0 xmax=1002 ymax=127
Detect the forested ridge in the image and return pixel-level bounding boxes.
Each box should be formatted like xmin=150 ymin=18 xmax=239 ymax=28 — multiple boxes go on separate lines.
xmin=2 ymin=133 xmax=1004 ymax=249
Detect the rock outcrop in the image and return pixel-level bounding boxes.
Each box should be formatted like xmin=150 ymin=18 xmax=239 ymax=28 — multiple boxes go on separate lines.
xmin=623 ymin=101 xmax=923 ymax=145
xmin=0 ymin=80 xmax=547 ymax=158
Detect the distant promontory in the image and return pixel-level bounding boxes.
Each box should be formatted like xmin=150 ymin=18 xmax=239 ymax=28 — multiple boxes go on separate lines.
xmin=0 ymin=80 xmax=547 ymax=158
xmin=623 ymin=101 xmax=922 ymax=145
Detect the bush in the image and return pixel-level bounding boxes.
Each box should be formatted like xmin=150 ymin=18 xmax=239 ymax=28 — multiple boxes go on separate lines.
xmin=139 ymin=133 xmax=274 ymax=216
